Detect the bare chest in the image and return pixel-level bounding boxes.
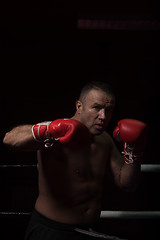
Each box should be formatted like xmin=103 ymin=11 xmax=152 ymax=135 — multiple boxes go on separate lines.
xmin=39 ymin=142 xmax=110 ymax=184
xmin=37 ymin=141 xmax=111 ymax=207
xmin=69 ymin=144 xmax=109 ymax=182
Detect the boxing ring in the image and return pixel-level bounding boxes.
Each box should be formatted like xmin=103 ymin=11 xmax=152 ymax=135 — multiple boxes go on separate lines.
xmin=0 ymin=210 xmax=160 ymax=219
xmin=0 ymin=163 xmax=160 ymax=239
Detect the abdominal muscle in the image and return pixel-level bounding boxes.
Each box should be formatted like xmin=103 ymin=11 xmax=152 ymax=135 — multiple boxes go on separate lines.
xmin=35 ymin=146 xmax=105 ymax=225
xmin=35 ymin=190 xmax=102 ymax=225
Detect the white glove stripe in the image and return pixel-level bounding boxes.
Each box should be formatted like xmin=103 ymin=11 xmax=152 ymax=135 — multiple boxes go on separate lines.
xmin=31 ymin=125 xmax=37 ymax=141
xmin=32 ymin=121 xmax=52 ymax=142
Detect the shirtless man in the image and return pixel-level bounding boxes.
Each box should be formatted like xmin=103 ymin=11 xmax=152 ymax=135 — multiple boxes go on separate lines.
xmin=3 ymin=81 xmax=147 ymax=240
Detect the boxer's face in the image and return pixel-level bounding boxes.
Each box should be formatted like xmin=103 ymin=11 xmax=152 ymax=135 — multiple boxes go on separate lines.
xmin=76 ymin=89 xmax=115 ymax=135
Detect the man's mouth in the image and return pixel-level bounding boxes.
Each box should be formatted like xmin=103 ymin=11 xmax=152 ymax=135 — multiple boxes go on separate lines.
xmin=95 ymin=123 xmax=104 ymax=129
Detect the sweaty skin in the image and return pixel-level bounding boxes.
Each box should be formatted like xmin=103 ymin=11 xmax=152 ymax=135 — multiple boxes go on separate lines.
xmin=3 ymin=89 xmax=140 ymax=225
xmin=34 ymin=89 xmax=125 ymax=224
xmin=35 ymin=132 xmax=119 ymax=224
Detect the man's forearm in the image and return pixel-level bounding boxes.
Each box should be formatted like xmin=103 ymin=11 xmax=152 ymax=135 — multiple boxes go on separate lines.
xmin=120 ymin=162 xmax=141 ymax=192
xmin=3 ymin=125 xmax=41 ymax=151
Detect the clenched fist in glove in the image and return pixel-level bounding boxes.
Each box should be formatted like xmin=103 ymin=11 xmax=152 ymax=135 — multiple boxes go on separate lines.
xmin=113 ymin=119 xmax=148 ymax=164
xmin=32 ymin=118 xmax=91 ymax=149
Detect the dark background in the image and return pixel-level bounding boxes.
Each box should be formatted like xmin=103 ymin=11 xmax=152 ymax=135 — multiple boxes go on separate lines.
xmin=0 ymin=1 xmax=160 ymax=239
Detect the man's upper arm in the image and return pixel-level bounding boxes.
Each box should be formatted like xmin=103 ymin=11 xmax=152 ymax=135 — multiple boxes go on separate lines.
xmin=108 ymin=135 xmax=124 ymax=186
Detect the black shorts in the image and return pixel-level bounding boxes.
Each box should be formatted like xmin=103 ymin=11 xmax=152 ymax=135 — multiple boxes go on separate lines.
xmin=24 ymin=210 xmax=126 ymax=240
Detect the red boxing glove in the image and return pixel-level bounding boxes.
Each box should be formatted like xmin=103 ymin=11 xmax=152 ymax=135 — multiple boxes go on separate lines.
xmin=32 ymin=119 xmax=91 ymax=149
xmin=113 ymin=119 xmax=148 ymax=164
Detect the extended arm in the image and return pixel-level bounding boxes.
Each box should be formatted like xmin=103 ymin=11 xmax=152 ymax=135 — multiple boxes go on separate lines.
xmin=3 ymin=125 xmax=41 ymax=151
xmin=3 ymin=119 xmax=91 ymax=152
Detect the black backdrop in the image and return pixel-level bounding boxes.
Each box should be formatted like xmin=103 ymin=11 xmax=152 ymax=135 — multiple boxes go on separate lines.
xmin=0 ymin=1 xmax=160 ymax=239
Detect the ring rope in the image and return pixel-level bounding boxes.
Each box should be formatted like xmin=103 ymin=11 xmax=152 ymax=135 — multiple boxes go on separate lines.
xmin=0 ymin=164 xmax=37 ymax=168
xmin=0 ymin=212 xmax=31 ymax=215
xmin=0 ymin=164 xmax=160 ymax=172
xmin=141 ymin=164 xmax=160 ymax=172
xmin=0 ymin=211 xmax=160 ymax=219
xmin=100 ymin=211 xmax=160 ymax=219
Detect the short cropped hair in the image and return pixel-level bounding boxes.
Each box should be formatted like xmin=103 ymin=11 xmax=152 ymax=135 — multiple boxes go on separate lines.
xmin=79 ymin=81 xmax=115 ymax=103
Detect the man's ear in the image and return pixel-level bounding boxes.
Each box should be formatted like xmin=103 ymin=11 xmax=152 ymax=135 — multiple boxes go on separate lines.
xmin=76 ymin=100 xmax=83 ymax=114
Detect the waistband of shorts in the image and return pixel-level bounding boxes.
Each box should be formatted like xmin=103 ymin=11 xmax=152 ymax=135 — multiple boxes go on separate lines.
xmin=31 ymin=209 xmax=96 ymax=231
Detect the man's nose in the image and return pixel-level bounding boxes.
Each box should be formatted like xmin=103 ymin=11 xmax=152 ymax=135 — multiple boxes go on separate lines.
xmin=98 ymin=109 xmax=106 ymax=120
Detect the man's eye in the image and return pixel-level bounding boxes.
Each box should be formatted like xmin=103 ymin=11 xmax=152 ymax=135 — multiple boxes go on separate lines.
xmin=105 ymin=108 xmax=112 ymax=113
xmin=94 ymin=106 xmax=101 ymax=110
